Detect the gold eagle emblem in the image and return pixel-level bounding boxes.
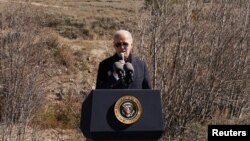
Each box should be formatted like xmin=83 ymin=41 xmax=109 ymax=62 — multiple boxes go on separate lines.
xmin=114 ymin=96 xmax=142 ymax=124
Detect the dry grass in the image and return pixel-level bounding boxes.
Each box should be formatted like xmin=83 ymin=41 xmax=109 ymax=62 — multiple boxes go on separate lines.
xmin=53 ymin=0 xmax=142 ymax=39
xmin=1 ymin=0 xmax=248 ymax=141
xmin=0 ymin=0 xmax=143 ymax=39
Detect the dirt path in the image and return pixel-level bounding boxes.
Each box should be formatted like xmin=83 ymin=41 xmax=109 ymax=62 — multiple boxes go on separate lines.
xmin=0 ymin=0 xmax=66 ymax=9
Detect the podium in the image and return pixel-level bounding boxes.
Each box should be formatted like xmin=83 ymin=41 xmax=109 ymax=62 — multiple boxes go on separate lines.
xmin=80 ymin=89 xmax=164 ymax=140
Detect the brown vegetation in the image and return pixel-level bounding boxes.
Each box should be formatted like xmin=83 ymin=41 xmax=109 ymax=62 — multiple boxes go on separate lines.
xmin=0 ymin=3 xmax=50 ymax=140
xmin=134 ymin=0 xmax=249 ymax=140
xmin=0 ymin=0 xmax=249 ymax=141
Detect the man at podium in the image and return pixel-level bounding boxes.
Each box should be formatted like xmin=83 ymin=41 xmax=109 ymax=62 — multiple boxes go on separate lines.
xmin=82 ymin=30 xmax=162 ymax=141
xmin=96 ymin=30 xmax=152 ymax=89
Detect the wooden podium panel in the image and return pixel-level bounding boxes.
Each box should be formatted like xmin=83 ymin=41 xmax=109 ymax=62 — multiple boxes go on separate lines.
xmin=80 ymin=89 xmax=164 ymax=140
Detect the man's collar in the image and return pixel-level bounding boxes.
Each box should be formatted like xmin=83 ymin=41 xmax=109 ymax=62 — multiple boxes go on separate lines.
xmin=114 ymin=53 xmax=132 ymax=62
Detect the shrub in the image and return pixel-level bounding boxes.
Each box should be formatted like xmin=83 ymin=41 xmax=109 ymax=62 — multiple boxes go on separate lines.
xmin=0 ymin=3 xmax=53 ymax=140
xmin=135 ymin=0 xmax=250 ymax=139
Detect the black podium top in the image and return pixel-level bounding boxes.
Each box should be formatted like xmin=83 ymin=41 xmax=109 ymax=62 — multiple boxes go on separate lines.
xmin=80 ymin=89 xmax=164 ymax=140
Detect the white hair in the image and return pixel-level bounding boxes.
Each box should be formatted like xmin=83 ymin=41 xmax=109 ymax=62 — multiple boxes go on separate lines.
xmin=113 ymin=30 xmax=133 ymax=44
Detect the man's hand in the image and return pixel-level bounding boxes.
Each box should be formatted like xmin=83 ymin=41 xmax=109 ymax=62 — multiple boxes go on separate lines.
xmin=119 ymin=60 xmax=125 ymax=65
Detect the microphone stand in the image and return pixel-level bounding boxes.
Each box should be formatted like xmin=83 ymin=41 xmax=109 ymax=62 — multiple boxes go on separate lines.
xmin=119 ymin=52 xmax=127 ymax=88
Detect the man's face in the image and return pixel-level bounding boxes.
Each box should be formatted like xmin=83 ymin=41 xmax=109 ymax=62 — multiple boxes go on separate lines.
xmin=113 ymin=34 xmax=133 ymax=59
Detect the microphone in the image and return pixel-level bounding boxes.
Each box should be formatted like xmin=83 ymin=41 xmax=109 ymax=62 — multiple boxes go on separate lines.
xmin=120 ymin=52 xmax=125 ymax=61
xmin=113 ymin=61 xmax=125 ymax=79
xmin=113 ymin=61 xmax=126 ymax=88
xmin=119 ymin=52 xmax=125 ymax=64
xmin=124 ymin=62 xmax=134 ymax=84
xmin=124 ymin=62 xmax=134 ymax=73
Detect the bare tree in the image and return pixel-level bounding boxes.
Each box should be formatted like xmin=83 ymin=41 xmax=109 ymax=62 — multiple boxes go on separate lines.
xmin=0 ymin=3 xmax=50 ymax=140
xmin=134 ymin=0 xmax=249 ymax=140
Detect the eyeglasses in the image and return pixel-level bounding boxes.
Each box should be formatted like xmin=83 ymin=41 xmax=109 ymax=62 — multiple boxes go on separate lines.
xmin=115 ymin=42 xmax=129 ymax=48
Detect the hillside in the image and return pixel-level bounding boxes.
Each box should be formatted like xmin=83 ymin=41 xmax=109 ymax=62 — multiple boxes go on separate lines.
xmin=1 ymin=0 xmax=142 ymax=39
xmin=0 ymin=0 xmax=249 ymax=141
xmin=0 ymin=0 xmax=144 ymax=99
xmin=0 ymin=0 xmax=144 ymax=140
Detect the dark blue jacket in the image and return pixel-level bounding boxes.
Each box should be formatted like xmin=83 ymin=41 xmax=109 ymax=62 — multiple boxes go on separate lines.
xmin=96 ymin=53 xmax=152 ymax=89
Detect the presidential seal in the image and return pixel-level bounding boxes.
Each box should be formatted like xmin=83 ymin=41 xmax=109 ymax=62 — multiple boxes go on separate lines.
xmin=114 ymin=96 xmax=142 ymax=124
